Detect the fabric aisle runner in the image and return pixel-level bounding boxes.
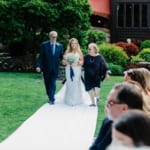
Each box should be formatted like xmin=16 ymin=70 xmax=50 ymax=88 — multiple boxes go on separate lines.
xmin=0 ymin=103 xmax=97 ymax=150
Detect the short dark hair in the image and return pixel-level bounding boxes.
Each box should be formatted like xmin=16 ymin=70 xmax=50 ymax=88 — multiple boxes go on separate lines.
xmin=113 ymin=110 xmax=150 ymax=146
xmin=113 ymin=82 xmax=143 ymax=110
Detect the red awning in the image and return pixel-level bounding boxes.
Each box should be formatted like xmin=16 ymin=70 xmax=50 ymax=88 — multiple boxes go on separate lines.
xmin=89 ymin=0 xmax=110 ymax=18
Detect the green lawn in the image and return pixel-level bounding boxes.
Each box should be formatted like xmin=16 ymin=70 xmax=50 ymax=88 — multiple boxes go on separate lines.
xmin=0 ymin=72 xmax=123 ymax=142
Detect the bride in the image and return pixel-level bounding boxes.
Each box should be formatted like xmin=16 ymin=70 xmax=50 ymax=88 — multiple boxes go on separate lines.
xmin=60 ymin=38 xmax=88 ymax=106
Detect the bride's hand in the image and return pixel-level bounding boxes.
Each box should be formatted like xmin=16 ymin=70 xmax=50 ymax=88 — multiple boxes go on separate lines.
xmin=71 ymin=63 xmax=77 ymax=66
xmin=62 ymin=59 xmax=67 ymax=65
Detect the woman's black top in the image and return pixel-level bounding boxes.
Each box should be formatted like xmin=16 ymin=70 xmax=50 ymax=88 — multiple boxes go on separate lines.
xmin=83 ymin=54 xmax=108 ymax=91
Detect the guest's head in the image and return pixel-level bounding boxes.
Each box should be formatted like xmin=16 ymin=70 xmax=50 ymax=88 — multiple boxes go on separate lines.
xmin=136 ymin=68 xmax=150 ymax=96
xmin=112 ymin=110 xmax=150 ymax=147
xmin=124 ymin=68 xmax=150 ymax=117
xmin=67 ymin=38 xmax=81 ymax=53
xmin=124 ymin=68 xmax=150 ymax=95
xmin=88 ymin=43 xmax=99 ymax=56
xmin=49 ymin=31 xmax=57 ymax=43
xmin=105 ymin=82 xmax=143 ymax=121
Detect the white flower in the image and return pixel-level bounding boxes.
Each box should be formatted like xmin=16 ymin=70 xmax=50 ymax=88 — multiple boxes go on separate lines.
xmin=64 ymin=53 xmax=79 ymax=64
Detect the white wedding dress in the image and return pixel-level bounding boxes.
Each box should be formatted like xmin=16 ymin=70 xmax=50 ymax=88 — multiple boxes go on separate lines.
xmin=64 ymin=65 xmax=83 ymax=105
xmin=56 ymin=54 xmax=91 ymax=106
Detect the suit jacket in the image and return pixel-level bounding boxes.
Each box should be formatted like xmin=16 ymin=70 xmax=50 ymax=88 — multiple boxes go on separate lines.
xmin=36 ymin=40 xmax=63 ymax=76
xmin=89 ymin=117 xmax=112 ymax=150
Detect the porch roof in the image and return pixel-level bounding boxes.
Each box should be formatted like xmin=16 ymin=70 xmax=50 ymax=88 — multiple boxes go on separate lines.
xmin=89 ymin=0 xmax=110 ymax=18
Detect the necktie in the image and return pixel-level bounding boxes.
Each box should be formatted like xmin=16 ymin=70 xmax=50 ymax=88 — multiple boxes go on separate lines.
xmin=52 ymin=43 xmax=55 ymax=55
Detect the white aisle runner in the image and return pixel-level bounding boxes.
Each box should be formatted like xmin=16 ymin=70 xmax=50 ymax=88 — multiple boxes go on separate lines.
xmin=0 ymin=86 xmax=97 ymax=150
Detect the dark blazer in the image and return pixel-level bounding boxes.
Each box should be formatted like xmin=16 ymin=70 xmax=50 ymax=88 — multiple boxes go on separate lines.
xmin=89 ymin=117 xmax=112 ymax=150
xmin=36 ymin=40 xmax=63 ymax=76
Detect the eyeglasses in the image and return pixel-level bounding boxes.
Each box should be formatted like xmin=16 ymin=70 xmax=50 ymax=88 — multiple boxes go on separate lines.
xmin=106 ymin=99 xmax=120 ymax=107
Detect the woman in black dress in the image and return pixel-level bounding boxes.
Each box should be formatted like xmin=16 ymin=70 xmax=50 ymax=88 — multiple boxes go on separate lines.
xmin=83 ymin=43 xmax=109 ymax=106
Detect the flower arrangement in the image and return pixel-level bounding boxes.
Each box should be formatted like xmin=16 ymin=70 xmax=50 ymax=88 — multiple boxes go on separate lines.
xmin=64 ymin=53 xmax=80 ymax=81
xmin=64 ymin=53 xmax=79 ymax=64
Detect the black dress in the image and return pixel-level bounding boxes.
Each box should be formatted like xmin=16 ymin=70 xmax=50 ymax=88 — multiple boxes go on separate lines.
xmin=83 ymin=54 xmax=108 ymax=91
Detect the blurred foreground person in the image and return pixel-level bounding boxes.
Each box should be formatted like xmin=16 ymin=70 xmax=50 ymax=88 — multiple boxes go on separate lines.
xmin=111 ymin=110 xmax=150 ymax=147
xmin=89 ymin=82 xmax=143 ymax=150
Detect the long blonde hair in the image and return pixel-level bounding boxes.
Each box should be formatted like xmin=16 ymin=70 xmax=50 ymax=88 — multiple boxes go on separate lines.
xmin=125 ymin=68 xmax=150 ymax=95
xmin=138 ymin=68 xmax=150 ymax=94
xmin=66 ymin=38 xmax=82 ymax=54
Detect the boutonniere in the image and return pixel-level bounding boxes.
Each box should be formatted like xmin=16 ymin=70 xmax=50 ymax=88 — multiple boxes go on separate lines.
xmin=56 ymin=43 xmax=59 ymax=46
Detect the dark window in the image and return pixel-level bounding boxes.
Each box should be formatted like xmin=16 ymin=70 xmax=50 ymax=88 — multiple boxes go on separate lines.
xmin=142 ymin=4 xmax=148 ymax=27
xmin=117 ymin=4 xmax=124 ymax=27
xmin=134 ymin=4 xmax=140 ymax=27
xmin=126 ymin=4 xmax=132 ymax=27
xmin=117 ymin=3 xmax=148 ymax=28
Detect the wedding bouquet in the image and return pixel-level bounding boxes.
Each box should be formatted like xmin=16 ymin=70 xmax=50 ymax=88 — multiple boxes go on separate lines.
xmin=64 ymin=53 xmax=79 ymax=81
xmin=64 ymin=53 xmax=79 ymax=64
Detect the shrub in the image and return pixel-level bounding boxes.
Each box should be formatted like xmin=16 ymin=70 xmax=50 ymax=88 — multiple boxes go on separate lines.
xmin=108 ymin=63 xmax=123 ymax=75
xmin=141 ymin=40 xmax=150 ymax=49
xmin=130 ymin=55 xmax=145 ymax=64
xmin=99 ymin=43 xmax=128 ymax=67
xmin=82 ymin=48 xmax=88 ymax=55
xmin=131 ymin=38 xmax=142 ymax=48
xmin=115 ymin=42 xmax=139 ymax=57
xmin=86 ymin=29 xmax=107 ymax=45
xmin=137 ymin=48 xmax=150 ymax=62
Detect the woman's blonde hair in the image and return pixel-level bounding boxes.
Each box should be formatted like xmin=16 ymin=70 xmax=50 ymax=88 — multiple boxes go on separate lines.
xmin=124 ymin=68 xmax=147 ymax=93
xmin=66 ymin=38 xmax=82 ymax=54
xmin=138 ymin=68 xmax=150 ymax=92
xmin=125 ymin=68 xmax=150 ymax=95
xmin=88 ymin=43 xmax=99 ymax=54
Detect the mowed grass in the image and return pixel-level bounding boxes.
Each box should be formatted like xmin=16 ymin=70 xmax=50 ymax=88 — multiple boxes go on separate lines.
xmin=0 ymin=72 xmax=123 ymax=142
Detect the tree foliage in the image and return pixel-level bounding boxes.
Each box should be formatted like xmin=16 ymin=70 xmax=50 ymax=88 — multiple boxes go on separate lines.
xmin=0 ymin=0 xmax=91 ymax=55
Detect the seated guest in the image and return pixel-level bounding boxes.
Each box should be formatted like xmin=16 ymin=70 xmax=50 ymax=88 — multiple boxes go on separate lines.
xmin=111 ymin=110 xmax=150 ymax=147
xmin=124 ymin=68 xmax=150 ymax=117
xmin=134 ymin=68 xmax=150 ymax=96
xmin=89 ymin=82 xmax=143 ymax=150
xmin=124 ymin=68 xmax=147 ymax=94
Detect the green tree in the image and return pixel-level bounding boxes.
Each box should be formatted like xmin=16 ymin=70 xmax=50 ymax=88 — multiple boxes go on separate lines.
xmin=0 ymin=0 xmax=91 ymax=55
xmin=86 ymin=29 xmax=107 ymax=45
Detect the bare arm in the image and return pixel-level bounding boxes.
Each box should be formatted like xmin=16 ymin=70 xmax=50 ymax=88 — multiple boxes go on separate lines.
xmin=78 ymin=53 xmax=84 ymax=65
xmin=62 ymin=50 xmax=68 ymax=65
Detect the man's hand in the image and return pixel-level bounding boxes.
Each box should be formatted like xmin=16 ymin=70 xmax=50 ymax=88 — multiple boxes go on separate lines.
xmin=105 ymin=74 xmax=110 ymax=80
xmin=105 ymin=70 xmax=111 ymax=80
xmin=36 ymin=67 xmax=41 ymax=72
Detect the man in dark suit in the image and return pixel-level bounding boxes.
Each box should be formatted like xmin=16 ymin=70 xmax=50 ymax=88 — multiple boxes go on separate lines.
xmin=36 ymin=31 xmax=63 ymax=105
